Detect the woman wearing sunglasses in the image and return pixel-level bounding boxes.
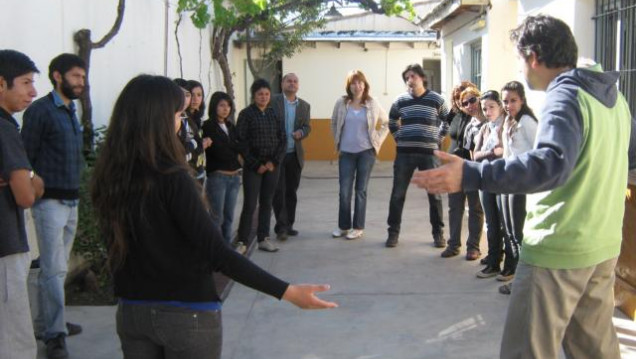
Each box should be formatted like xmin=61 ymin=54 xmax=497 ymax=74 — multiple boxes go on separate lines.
xmin=442 ymin=82 xmax=484 ymax=261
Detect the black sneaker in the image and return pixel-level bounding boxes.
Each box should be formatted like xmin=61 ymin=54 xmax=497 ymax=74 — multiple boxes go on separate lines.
xmin=499 ymin=283 xmax=512 ymax=295
xmin=287 ymin=228 xmax=299 ymax=236
xmin=276 ymin=231 xmax=288 ymax=241
xmin=46 ymin=334 xmax=69 ymax=359
xmin=475 ymin=265 xmax=500 ymax=278
xmin=66 ymin=322 xmax=82 ymax=336
xmin=440 ymin=246 xmax=460 ymax=258
xmin=385 ymin=234 xmax=399 ymax=248
xmin=433 ymin=233 xmax=446 ymax=248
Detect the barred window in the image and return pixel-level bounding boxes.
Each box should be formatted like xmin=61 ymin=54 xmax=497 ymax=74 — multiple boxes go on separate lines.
xmin=594 ymin=0 xmax=636 ymax=115
xmin=471 ymin=41 xmax=482 ymax=88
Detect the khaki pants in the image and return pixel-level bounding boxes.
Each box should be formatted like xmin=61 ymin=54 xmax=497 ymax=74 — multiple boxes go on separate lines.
xmin=0 ymin=252 xmax=37 ymax=359
xmin=501 ymin=258 xmax=620 ymax=359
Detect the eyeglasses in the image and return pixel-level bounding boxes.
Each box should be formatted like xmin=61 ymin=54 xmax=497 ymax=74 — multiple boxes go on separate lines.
xmin=462 ymin=97 xmax=477 ymax=107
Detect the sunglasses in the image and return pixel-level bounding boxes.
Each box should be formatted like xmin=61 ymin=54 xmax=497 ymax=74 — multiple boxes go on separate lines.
xmin=462 ymin=97 xmax=477 ymax=107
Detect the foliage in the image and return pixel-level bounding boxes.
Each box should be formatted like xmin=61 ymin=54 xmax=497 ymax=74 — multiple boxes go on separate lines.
xmin=176 ymin=0 xmax=415 ymax=97
xmin=69 ymin=126 xmax=115 ymax=305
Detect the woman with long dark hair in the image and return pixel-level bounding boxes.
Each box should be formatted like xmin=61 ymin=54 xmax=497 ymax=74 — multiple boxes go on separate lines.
xmin=202 ymin=91 xmax=243 ymax=248
xmin=473 ymin=90 xmax=506 ymax=279
xmin=184 ymin=80 xmax=209 ymax=183
xmin=498 ymin=81 xmax=538 ymax=293
xmin=91 ymin=75 xmax=336 ymax=359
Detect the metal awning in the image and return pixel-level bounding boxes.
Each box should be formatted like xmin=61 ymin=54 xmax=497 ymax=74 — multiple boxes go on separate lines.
xmin=418 ymin=0 xmax=490 ymax=30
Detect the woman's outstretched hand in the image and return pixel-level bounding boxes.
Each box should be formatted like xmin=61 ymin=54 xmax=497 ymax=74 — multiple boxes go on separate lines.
xmin=282 ymin=284 xmax=338 ymax=309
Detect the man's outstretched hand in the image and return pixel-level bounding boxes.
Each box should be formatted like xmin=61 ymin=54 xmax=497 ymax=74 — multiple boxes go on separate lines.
xmin=411 ymin=150 xmax=464 ymax=194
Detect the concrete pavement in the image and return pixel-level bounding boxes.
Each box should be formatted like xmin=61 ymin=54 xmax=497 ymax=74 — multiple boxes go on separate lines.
xmin=39 ymin=161 xmax=636 ymax=358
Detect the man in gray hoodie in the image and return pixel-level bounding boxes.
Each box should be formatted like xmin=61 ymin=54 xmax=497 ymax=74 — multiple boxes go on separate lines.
xmin=412 ymin=15 xmax=636 ymax=358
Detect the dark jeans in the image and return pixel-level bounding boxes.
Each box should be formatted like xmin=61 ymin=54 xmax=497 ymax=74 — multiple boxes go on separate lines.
xmin=501 ymin=193 xmax=526 ymax=271
xmin=387 ymin=152 xmax=444 ymax=236
xmin=273 ymin=153 xmax=302 ymax=234
xmin=447 ymin=190 xmax=484 ymax=251
xmin=237 ymin=166 xmax=280 ymax=242
xmin=116 ymin=302 xmax=222 ymax=359
xmin=479 ymin=190 xmax=505 ymax=269
xmin=206 ymin=172 xmax=241 ymax=243
xmin=338 ymin=149 xmax=376 ymax=230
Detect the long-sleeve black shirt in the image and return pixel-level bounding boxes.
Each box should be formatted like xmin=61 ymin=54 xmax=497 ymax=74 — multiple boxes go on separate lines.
xmin=236 ymin=104 xmax=286 ymax=171
xmin=113 ymin=169 xmax=289 ymax=302
xmin=202 ymin=119 xmax=243 ymax=173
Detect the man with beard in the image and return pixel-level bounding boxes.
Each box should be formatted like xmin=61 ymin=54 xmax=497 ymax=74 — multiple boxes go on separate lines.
xmin=22 ymin=53 xmax=86 ymax=359
xmin=385 ymin=64 xmax=450 ymax=249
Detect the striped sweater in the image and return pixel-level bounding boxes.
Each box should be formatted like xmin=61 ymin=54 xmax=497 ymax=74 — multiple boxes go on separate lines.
xmin=388 ymin=90 xmax=449 ymax=154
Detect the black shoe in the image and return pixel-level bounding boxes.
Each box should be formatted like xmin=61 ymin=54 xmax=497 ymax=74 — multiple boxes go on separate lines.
xmin=476 ymin=265 xmax=500 ymax=278
xmin=287 ymin=228 xmax=299 ymax=236
xmin=385 ymin=234 xmax=399 ymax=248
xmin=46 ymin=334 xmax=69 ymax=359
xmin=441 ymin=246 xmax=460 ymax=258
xmin=66 ymin=322 xmax=82 ymax=336
xmin=499 ymin=283 xmax=512 ymax=295
xmin=433 ymin=233 xmax=446 ymax=248
xmin=480 ymin=256 xmax=489 ymax=265
xmin=276 ymin=231 xmax=288 ymax=241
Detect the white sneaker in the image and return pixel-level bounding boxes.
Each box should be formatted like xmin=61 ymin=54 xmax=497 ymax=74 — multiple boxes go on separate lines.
xmin=258 ymin=238 xmax=279 ymax=252
xmin=332 ymin=229 xmax=350 ymax=238
xmin=346 ymin=229 xmax=364 ymax=240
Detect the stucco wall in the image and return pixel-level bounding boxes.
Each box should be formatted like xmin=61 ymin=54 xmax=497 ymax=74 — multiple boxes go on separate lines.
xmin=438 ymin=0 xmax=597 ymax=116
xmin=1 ymin=0 xmax=217 ymax=128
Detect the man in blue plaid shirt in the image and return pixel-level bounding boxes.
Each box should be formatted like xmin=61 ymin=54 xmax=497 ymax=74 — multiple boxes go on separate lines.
xmin=21 ymin=53 xmax=86 ymax=359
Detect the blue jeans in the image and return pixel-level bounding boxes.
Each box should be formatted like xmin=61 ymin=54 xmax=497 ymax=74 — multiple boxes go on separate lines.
xmin=387 ymin=152 xmax=444 ymax=236
xmin=31 ymin=199 xmax=78 ymax=340
xmin=117 ymin=302 xmax=222 ymax=359
xmin=206 ymin=172 xmax=241 ymax=243
xmin=337 ymin=149 xmax=376 ymax=230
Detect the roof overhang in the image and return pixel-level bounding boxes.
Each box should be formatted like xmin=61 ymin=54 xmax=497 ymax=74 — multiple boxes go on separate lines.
xmin=303 ymin=30 xmax=437 ymax=43
xmin=418 ymin=0 xmax=490 ymax=31
xmin=234 ymin=30 xmax=439 ymax=50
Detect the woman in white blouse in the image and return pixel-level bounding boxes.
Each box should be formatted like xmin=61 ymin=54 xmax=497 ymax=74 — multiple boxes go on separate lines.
xmin=330 ymin=70 xmax=389 ymax=240
xmin=498 ymin=81 xmax=538 ymax=294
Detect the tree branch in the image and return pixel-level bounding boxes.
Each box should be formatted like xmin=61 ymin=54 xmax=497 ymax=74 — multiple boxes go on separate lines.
xmin=92 ymin=0 xmax=126 ymax=49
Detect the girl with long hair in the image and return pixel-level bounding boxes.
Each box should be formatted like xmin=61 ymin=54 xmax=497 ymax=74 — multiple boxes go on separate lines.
xmin=185 ymin=80 xmax=209 ymax=183
xmin=330 ymin=70 xmax=389 ymax=240
xmin=498 ymin=81 xmax=538 ymax=293
xmin=91 ymin=75 xmax=336 ymax=359
xmin=473 ymin=90 xmax=506 ymax=279
xmin=202 ymin=91 xmax=243 ymax=247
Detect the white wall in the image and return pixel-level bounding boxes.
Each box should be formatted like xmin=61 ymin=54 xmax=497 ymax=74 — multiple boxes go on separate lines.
xmin=517 ymin=0 xmax=596 ymax=114
xmin=282 ymin=43 xmax=439 ymax=118
xmin=1 ymin=0 xmax=217 ymax=127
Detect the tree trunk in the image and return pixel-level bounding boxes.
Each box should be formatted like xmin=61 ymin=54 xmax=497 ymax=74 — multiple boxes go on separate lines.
xmin=211 ymin=26 xmax=236 ymax=99
xmin=74 ymin=30 xmax=95 ymax=157
xmin=73 ymin=0 xmax=125 ymax=157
